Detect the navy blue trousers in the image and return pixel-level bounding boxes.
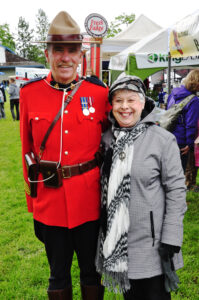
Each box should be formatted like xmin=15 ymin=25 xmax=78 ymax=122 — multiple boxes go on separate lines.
xmin=34 ymin=219 xmax=101 ymax=290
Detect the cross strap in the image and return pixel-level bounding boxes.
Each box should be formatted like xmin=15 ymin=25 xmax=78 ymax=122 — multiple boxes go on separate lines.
xmin=39 ymin=81 xmax=82 ymax=159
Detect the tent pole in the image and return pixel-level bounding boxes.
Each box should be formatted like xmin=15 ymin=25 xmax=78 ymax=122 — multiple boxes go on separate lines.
xmin=167 ymin=52 xmax=171 ymax=95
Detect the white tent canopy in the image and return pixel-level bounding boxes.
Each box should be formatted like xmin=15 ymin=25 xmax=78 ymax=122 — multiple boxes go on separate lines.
xmin=102 ymin=14 xmax=162 ymax=59
xmin=111 ymin=14 xmax=162 ymax=41
xmin=109 ymin=27 xmax=199 ymax=71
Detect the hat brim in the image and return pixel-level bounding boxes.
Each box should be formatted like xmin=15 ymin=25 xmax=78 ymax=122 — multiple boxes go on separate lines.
xmin=33 ymin=34 xmax=83 ymax=43
xmin=111 ymin=83 xmax=145 ymax=97
xmin=33 ymin=40 xmax=83 ymax=43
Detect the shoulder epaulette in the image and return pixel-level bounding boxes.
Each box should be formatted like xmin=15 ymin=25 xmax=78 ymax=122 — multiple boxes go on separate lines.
xmin=21 ymin=76 xmax=46 ymax=88
xmin=83 ymin=76 xmax=107 ymax=88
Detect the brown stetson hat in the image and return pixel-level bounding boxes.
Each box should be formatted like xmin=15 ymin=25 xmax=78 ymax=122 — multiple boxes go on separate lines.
xmin=37 ymin=11 xmax=83 ymax=43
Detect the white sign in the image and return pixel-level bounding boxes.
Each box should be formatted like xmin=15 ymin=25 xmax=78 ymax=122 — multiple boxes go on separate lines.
xmin=170 ymin=10 xmax=199 ymax=58
xmin=84 ymin=14 xmax=108 ymax=37
xmin=136 ymin=53 xmax=199 ymax=69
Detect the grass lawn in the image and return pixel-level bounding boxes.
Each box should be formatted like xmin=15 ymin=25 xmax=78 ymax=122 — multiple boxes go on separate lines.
xmin=0 ymin=99 xmax=199 ymax=299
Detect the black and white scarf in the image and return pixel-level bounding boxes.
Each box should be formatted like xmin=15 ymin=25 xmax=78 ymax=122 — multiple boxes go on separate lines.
xmin=96 ymin=122 xmax=149 ymax=293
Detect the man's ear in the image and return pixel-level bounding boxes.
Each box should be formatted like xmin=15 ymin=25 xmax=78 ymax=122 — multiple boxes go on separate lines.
xmin=44 ymin=49 xmax=49 ymax=64
xmin=79 ymin=50 xmax=83 ymax=63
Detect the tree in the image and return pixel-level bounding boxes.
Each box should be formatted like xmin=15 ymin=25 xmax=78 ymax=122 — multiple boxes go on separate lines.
xmin=0 ymin=23 xmax=15 ymax=51
xmin=26 ymin=44 xmax=43 ymax=62
xmin=36 ymin=9 xmax=49 ymax=49
xmin=106 ymin=13 xmax=135 ymax=38
xmin=35 ymin=8 xmax=50 ymax=65
xmin=17 ymin=17 xmax=34 ymax=59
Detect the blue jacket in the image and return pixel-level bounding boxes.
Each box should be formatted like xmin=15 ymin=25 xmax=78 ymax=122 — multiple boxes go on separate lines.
xmin=167 ymin=85 xmax=199 ymax=148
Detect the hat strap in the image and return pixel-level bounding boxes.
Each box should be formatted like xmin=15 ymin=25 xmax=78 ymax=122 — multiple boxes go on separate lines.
xmin=47 ymin=34 xmax=83 ymax=42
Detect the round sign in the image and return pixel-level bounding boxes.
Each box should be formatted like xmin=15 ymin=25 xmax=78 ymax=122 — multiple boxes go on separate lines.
xmin=85 ymin=13 xmax=108 ymax=38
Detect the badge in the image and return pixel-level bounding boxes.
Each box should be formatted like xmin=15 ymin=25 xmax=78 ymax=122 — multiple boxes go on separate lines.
xmin=70 ymin=83 xmax=75 ymax=90
xmin=119 ymin=151 xmax=126 ymax=160
xmin=80 ymin=97 xmax=90 ymax=116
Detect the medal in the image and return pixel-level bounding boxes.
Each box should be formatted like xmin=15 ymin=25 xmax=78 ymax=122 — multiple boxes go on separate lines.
xmin=88 ymin=97 xmax=95 ymax=113
xmin=83 ymin=108 xmax=90 ymax=116
xmin=80 ymin=97 xmax=90 ymax=116
xmin=89 ymin=107 xmax=95 ymax=113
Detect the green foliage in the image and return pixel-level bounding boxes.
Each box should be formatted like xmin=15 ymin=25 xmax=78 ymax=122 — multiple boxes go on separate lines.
xmin=36 ymin=9 xmax=49 ymax=50
xmin=0 ymin=23 xmax=15 ymax=51
xmin=0 ymin=95 xmax=199 ymax=299
xmin=106 ymin=13 xmax=135 ymax=38
xmin=16 ymin=17 xmax=34 ymax=59
xmin=0 ymin=8 xmax=49 ymax=65
xmin=146 ymin=89 xmax=159 ymax=102
xmin=35 ymin=9 xmax=49 ymax=65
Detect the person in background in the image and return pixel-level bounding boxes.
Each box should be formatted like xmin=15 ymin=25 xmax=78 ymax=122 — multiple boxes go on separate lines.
xmin=158 ymin=85 xmax=166 ymax=109
xmin=194 ymin=120 xmax=199 ymax=191
xmin=8 ymin=77 xmax=20 ymax=120
xmin=167 ymin=70 xmax=199 ymax=172
xmin=0 ymin=81 xmax=7 ymax=119
xmin=20 ymin=11 xmax=110 ymax=300
xmin=186 ymin=119 xmax=199 ymax=191
xmin=96 ymin=75 xmax=187 ymax=300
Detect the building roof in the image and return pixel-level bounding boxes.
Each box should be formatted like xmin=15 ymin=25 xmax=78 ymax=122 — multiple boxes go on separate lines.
xmin=0 ymin=44 xmax=44 ymax=69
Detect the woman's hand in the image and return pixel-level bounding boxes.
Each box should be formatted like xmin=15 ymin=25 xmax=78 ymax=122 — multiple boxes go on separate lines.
xmin=180 ymin=145 xmax=189 ymax=155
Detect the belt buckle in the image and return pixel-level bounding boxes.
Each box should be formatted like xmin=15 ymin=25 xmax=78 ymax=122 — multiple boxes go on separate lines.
xmin=62 ymin=167 xmax=71 ymax=179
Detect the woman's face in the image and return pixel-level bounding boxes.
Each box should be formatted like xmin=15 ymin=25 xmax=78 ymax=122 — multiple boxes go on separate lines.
xmin=112 ymin=90 xmax=145 ymax=128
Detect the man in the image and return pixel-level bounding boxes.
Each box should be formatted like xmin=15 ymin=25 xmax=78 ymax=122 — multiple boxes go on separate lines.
xmin=20 ymin=11 xmax=109 ymax=300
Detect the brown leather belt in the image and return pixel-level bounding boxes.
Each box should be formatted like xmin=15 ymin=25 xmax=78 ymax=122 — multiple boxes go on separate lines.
xmin=59 ymin=158 xmax=98 ymax=179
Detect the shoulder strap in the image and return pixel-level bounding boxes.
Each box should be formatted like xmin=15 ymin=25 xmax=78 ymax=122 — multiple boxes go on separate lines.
xmin=39 ymin=81 xmax=82 ymax=159
xmin=178 ymin=94 xmax=195 ymax=107
xmin=21 ymin=76 xmax=46 ymax=88
xmin=84 ymin=75 xmax=107 ymax=88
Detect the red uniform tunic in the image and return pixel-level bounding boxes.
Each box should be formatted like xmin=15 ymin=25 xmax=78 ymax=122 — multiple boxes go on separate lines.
xmin=20 ymin=72 xmax=110 ymax=228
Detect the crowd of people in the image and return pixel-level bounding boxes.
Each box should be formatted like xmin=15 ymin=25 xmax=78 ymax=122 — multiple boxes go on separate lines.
xmin=0 ymin=9 xmax=198 ymax=300
xmin=0 ymin=76 xmax=20 ymax=120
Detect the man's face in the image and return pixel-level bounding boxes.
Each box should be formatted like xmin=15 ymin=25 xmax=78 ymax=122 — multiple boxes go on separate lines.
xmin=45 ymin=44 xmax=82 ymax=84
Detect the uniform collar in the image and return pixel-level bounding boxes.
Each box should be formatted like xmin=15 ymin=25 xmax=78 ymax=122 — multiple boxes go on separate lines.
xmin=46 ymin=71 xmax=80 ymax=91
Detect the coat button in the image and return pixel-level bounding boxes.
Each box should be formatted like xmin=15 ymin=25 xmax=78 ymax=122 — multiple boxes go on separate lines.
xmin=65 ymin=130 xmax=68 ymax=134
xmin=35 ymin=117 xmax=39 ymax=120
xmin=64 ymin=151 xmax=68 ymax=155
xmin=64 ymin=110 xmax=68 ymax=114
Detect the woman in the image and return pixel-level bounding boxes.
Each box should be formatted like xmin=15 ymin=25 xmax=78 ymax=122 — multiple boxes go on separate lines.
xmin=96 ymin=75 xmax=187 ymax=300
xmin=167 ymin=70 xmax=199 ymax=172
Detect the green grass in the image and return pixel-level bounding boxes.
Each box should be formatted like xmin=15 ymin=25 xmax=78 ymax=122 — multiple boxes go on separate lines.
xmin=0 ymin=99 xmax=199 ymax=299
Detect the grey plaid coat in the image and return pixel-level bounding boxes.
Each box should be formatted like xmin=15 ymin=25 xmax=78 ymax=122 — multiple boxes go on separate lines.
xmin=102 ymin=107 xmax=187 ymax=280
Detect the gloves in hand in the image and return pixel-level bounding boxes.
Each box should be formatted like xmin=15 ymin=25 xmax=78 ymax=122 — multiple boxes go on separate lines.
xmin=158 ymin=243 xmax=180 ymax=293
